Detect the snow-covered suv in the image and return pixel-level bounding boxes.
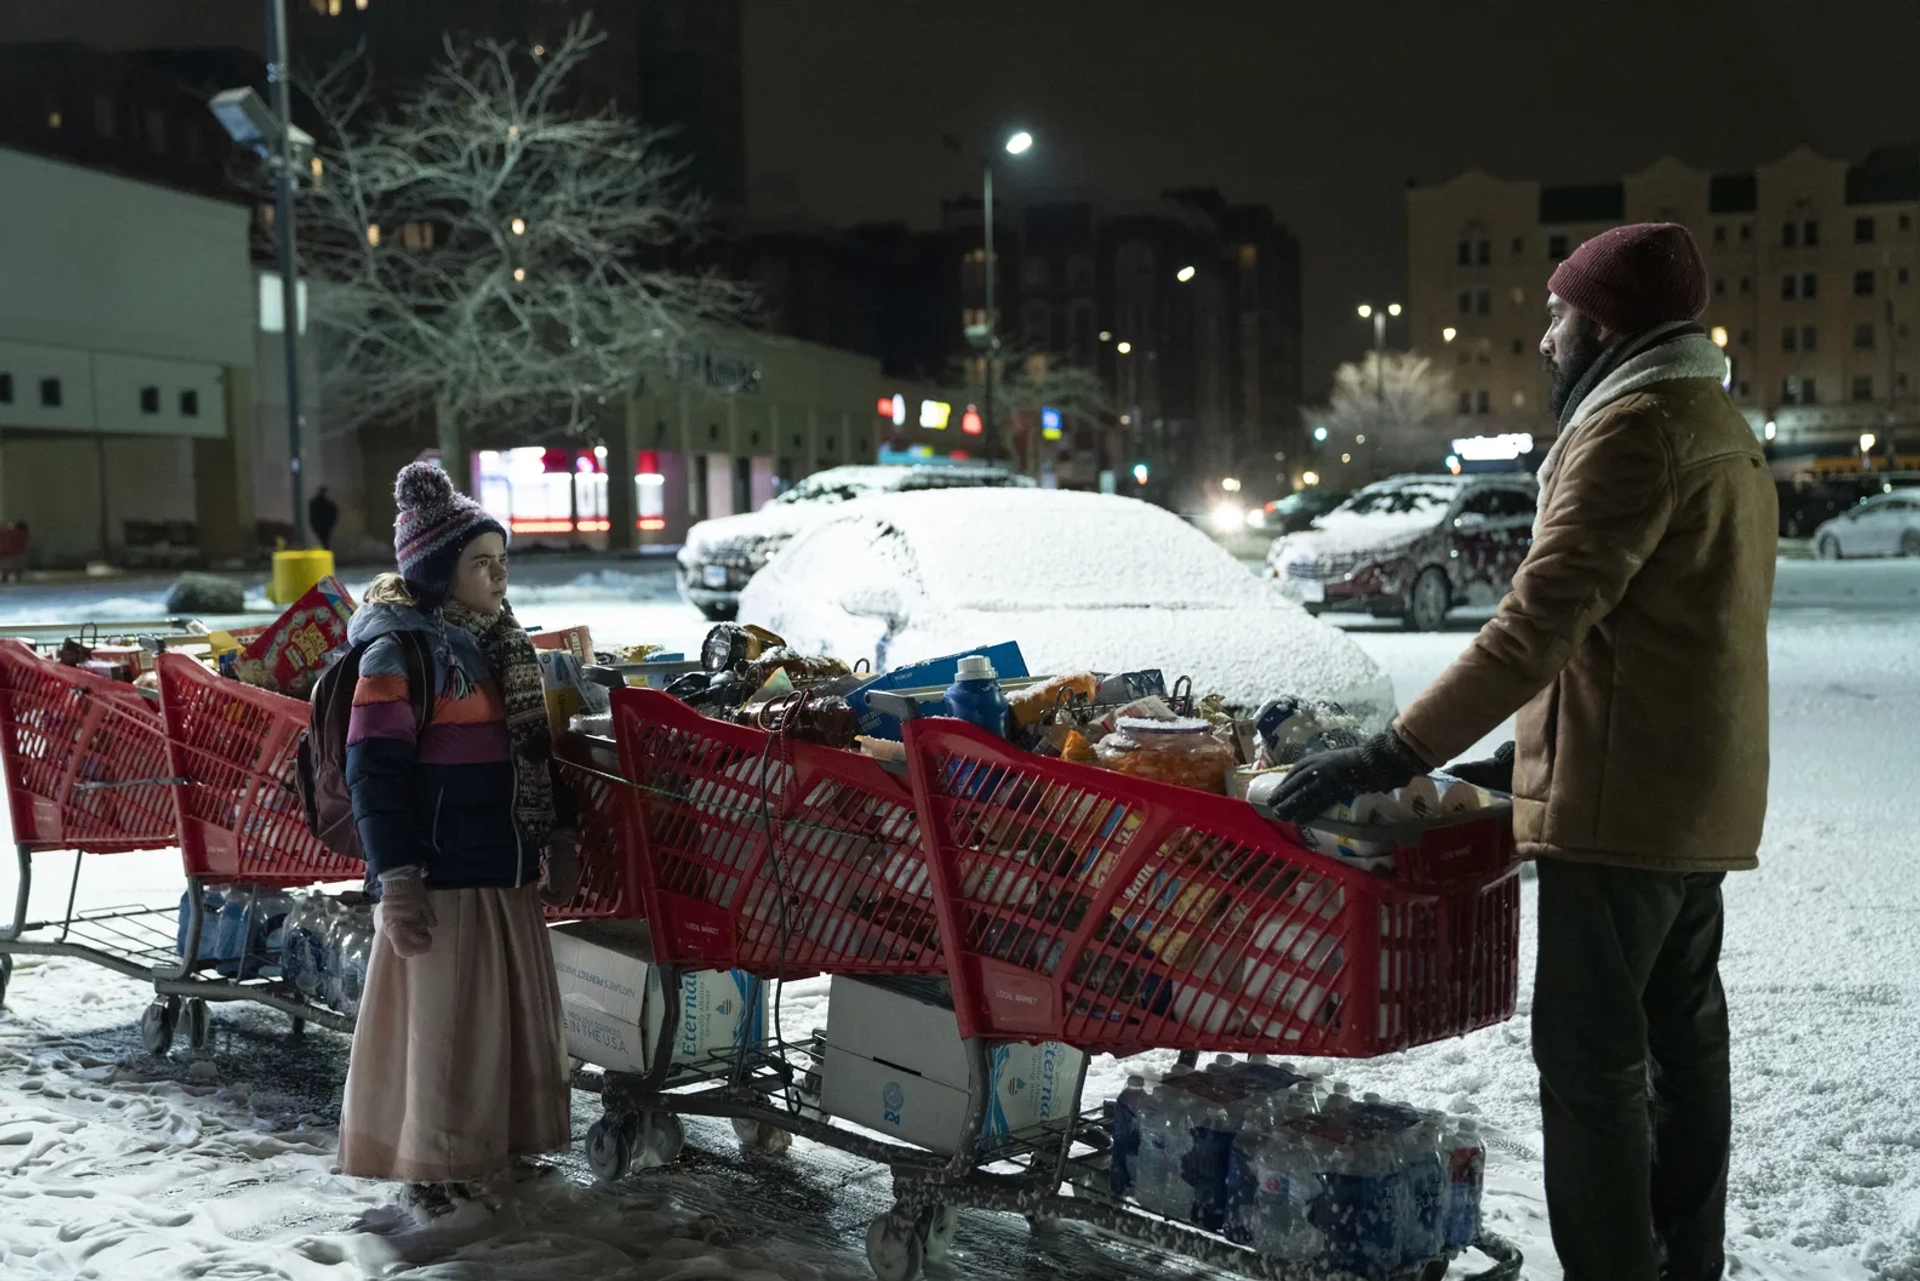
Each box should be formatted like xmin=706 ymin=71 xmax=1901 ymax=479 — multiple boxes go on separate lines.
xmin=677 ymin=464 xmax=1035 ymax=620
xmin=1265 ymin=473 xmax=1537 ymax=630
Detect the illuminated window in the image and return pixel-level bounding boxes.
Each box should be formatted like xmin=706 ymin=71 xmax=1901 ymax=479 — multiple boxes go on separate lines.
xmin=365 ymin=224 xmax=381 ymax=247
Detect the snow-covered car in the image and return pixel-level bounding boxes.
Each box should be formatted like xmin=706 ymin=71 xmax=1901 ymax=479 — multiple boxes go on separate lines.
xmin=1811 ymin=490 xmax=1920 ymax=559
xmin=677 ymin=464 xmax=1035 ymax=620
xmin=1266 ymin=474 xmax=1537 ymax=631
xmin=737 ymin=488 xmax=1396 ymax=726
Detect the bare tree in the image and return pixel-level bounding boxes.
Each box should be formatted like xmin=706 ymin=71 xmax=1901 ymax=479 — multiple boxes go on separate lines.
xmin=298 ymin=18 xmax=755 ymax=455
xmin=1308 ymin=350 xmax=1462 ymax=477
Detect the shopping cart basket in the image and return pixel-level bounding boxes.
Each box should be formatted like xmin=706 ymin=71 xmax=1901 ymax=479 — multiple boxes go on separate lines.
xmin=607 ymin=687 xmax=942 ymax=977
xmin=0 ymin=640 xmax=180 ymax=1009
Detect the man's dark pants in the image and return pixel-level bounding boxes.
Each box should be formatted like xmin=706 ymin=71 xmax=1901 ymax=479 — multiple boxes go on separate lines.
xmin=1533 ymin=858 xmax=1731 ymax=1281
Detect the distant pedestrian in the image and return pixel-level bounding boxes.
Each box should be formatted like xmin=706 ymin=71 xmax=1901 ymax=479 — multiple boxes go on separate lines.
xmin=309 ymin=487 xmax=339 ymax=551
xmin=1271 ymin=223 xmax=1777 ymax=1281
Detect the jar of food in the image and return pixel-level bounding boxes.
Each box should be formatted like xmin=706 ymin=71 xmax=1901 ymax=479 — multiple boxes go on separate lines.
xmin=1093 ymin=716 xmax=1237 ymax=794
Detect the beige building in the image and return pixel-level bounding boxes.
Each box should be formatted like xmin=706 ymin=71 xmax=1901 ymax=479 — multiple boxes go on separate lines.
xmin=0 ymin=146 xmax=268 ymax=567
xmin=1408 ymin=147 xmax=1920 ymax=475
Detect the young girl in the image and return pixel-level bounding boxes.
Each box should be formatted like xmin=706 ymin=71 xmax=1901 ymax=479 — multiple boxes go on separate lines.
xmin=336 ymin=461 xmax=578 ymax=1215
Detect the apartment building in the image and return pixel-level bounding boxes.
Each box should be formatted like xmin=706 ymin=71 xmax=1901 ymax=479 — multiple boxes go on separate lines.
xmin=1408 ymin=147 xmax=1920 ymax=475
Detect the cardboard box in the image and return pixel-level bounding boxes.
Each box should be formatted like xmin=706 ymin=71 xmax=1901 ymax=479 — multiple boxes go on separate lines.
xmin=844 ymin=642 xmax=1029 ymax=740
xmin=549 ymin=919 xmax=765 ymax=1075
xmin=819 ymin=974 xmax=1084 ymax=1155
xmin=531 ymin=624 xmax=595 ymax=666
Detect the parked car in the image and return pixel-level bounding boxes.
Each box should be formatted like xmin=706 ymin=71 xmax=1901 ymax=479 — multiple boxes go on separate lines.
xmin=737 ymin=488 xmax=1396 ymax=726
xmin=676 ymin=464 xmax=1035 ymax=620
xmin=1265 ymin=473 xmax=1537 ymax=631
xmin=1812 ymin=490 xmax=1920 ymax=558
xmin=1250 ymin=487 xmax=1350 ymax=534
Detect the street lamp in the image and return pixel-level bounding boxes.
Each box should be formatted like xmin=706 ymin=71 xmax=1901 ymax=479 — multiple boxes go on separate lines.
xmin=210 ymin=0 xmax=314 ymax=545
xmin=1176 ymin=265 xmax=1197 ymax=283
xmin=1357 ymin=301 xmax=1402 ymax=351
xmin=949 ymin=128 xmax=1036 ymax=464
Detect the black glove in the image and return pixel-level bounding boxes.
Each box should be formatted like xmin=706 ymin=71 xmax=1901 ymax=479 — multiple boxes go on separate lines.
xmin=1445 ymin=741 xmax=1515 ymax=793
xmin=1263 ymin=731 xmax=1429 ymax=823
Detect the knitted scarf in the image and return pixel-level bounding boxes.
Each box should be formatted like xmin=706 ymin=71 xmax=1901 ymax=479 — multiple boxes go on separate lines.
xmin=440 ymin=599 xmax=557 ymax=852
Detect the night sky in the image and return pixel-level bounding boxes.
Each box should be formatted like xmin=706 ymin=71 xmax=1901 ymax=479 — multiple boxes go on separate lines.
xmin=8 ymin=0 xmax=1916 ymax=395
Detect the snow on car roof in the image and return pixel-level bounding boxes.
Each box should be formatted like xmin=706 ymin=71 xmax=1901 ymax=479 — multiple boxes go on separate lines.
xmin=819 ymin=488 xmax=1276 ymax=609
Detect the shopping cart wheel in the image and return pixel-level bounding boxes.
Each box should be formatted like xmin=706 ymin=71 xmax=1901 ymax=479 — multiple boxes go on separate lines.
xmin=0 ymin=953 xmax=12 ymax=1009
xmin=184 ymin=998 xmax=211 ymax=1051
xmin=865 ymin=1210 xmax=924 ymax=1281
xmin=636 ymin=1112 xmax=686 ymax=1167
xmin=139 ymin=997 xmax=178 ymax=1057
xmin=585 ymin=1114 xmax=636 ymax=1184
xmin=917 ymin=1205 xmax=958 ymax=1263
xmin=731 ymin=1117 xmax=793 ymax=1155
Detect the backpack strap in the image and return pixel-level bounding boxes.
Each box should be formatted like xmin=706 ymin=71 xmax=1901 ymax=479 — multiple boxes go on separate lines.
xmin=394 ymin=630 xmax=435 ymax=735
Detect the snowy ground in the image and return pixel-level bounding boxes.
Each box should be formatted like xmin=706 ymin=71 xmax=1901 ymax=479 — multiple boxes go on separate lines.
xmin=3 ymin=557 xmax=1919 ymax=1279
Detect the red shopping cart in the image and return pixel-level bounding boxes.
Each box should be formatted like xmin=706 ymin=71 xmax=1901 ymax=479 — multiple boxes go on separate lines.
xmin=608 ymin=687 xmax=942 ymax=977
xmin=0 ymin=640 xmax=182 ymax=1010
xmin=0 ymin=639 xmax=175 ymax=854
xmin=901 ymin=714 xmax=1519 ymax=1057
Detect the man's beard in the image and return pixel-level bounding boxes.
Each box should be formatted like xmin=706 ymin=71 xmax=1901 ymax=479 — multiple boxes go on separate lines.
xmin=1546 ymin=319 xmax=1609 ymax=417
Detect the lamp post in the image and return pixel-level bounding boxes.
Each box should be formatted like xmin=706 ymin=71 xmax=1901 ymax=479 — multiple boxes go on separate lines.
xmin=1356 ymin=302 xmax=1400 ymax=477
xmin=210 ymin=0 xmax=310 ymax=546
xmin=952 ymin=129 xmax=1033 ymax=465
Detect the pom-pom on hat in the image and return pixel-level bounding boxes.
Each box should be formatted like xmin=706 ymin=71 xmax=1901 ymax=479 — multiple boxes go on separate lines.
xmin=391 ymin=461 xmax=506 ymax=608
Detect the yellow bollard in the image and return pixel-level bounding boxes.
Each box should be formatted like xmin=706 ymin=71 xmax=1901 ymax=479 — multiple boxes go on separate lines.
xmin=269 ymin=548 xmax=336 ymax=605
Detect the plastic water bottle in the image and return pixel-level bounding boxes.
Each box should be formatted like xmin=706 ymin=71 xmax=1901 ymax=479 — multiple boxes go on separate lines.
xmin=1444 ymin=1118 xmax=1486 ymax=1249
xmin=324 ymin=903 xmax=373 ymax=1016
xmin=282 ymin=894 xmax=331 ymax=997
xmin=211 ymin=888 xmax=251 ymax=977
xmin=1319 ymin=1122 xmax=1403 ymax=1278
xmin=943 ymin=654 xmax=1009 ymax=738
xmin=1110 ymin=1074 xmax=1151 ymax=1196
xmin=1248 ymin=1102 xmax=1328 ymax=1260
xmin=1132 ymin=1079 xmax=1192 ymax=1219
xmin=1183 ymin=1079 xmax=1240 ymax=1231
xmin=1399 ymin=1118 xmax=1448 ymax=1265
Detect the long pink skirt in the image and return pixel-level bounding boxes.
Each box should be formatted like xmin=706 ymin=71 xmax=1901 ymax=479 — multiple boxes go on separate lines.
xmin=337 ymin=885 xmax=572 ymax=1182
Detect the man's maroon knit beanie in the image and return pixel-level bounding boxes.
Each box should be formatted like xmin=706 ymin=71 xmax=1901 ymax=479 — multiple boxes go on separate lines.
xmin=1547 ymin=222 xmax=1708 ymax=335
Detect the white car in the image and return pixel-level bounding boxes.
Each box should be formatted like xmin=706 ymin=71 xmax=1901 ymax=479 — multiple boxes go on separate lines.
xmin=737 ymin=488 xmax=1397 ymax=726
xmin=677 ymin=464 xmax=1035 ymax=620
xmin=1812 ymin=490 xmax=1920 ymax=559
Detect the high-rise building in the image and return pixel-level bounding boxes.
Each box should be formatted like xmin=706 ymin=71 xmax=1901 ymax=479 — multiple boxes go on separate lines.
xmin=1408 ymin=148 xmax=1920 ymax=476
xmin=939 ymin=189 xmax=1303 ymax=500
